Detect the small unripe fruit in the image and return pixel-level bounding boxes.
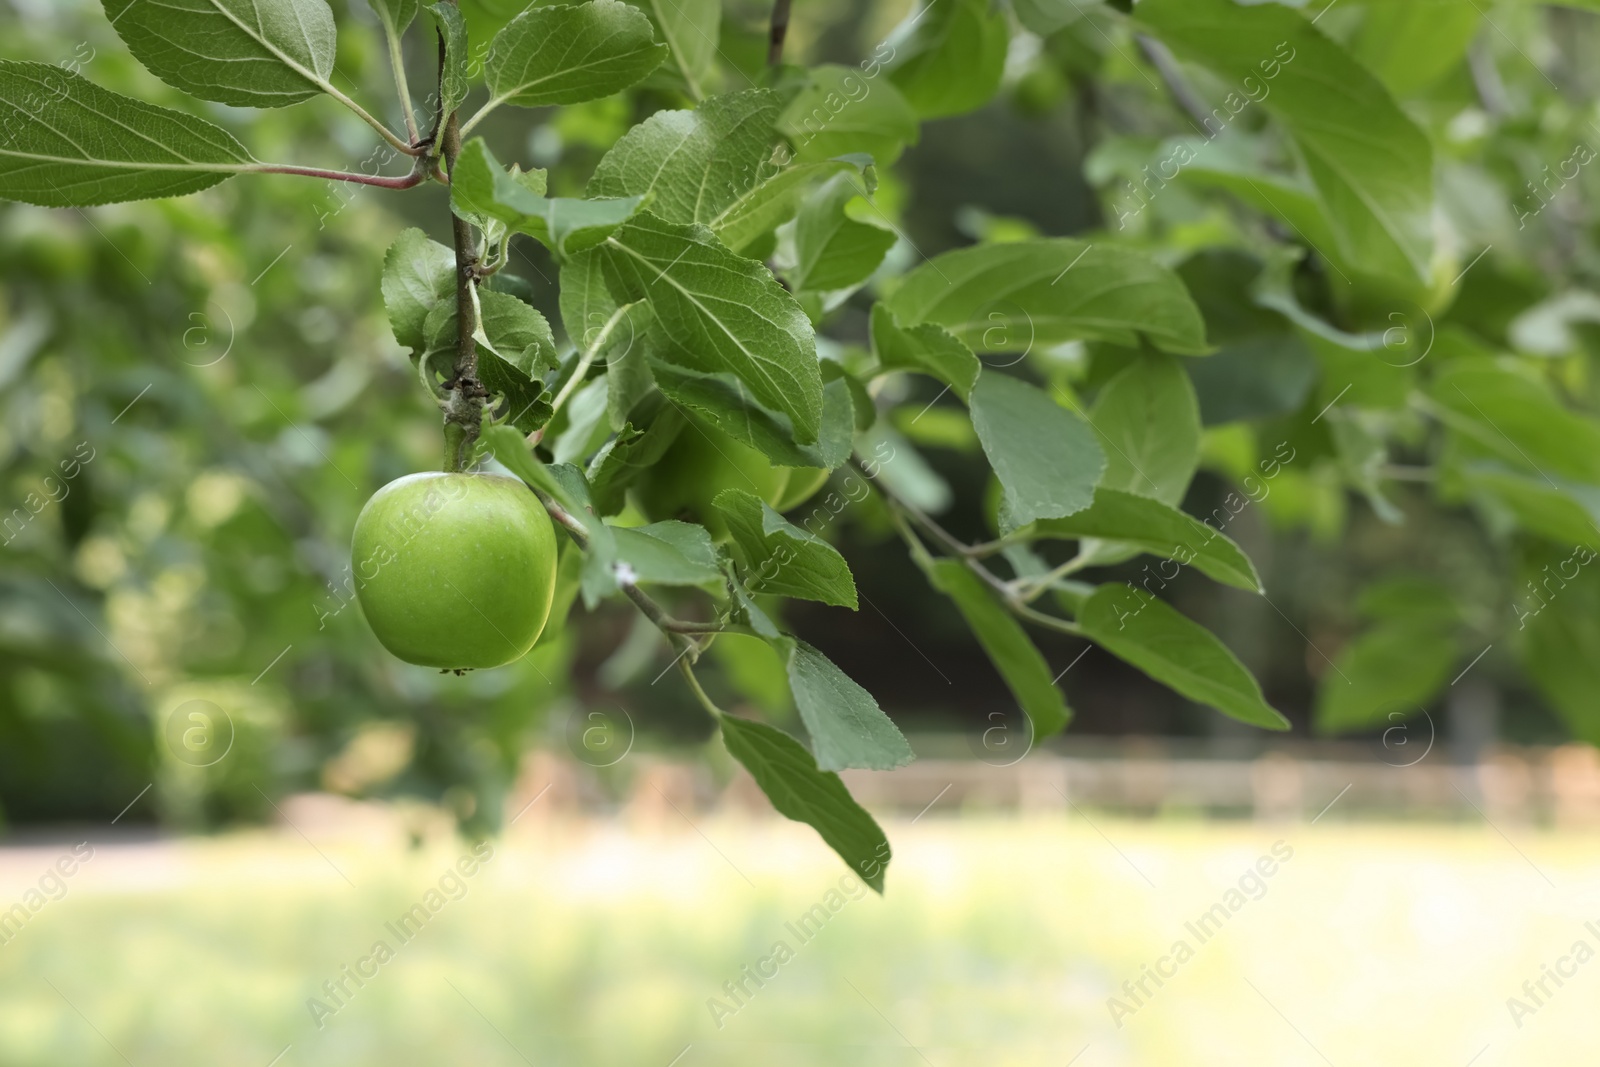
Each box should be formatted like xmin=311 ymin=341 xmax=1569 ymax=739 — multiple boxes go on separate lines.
xmin=351 ymin=472 xmax=558 ymax=670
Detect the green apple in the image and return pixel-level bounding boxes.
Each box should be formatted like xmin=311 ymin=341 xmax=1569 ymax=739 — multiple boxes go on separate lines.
xmin=351 ymin=472 xmax=558 ymax=670
xmin=633 ymin=422 xmax=830 ymax=537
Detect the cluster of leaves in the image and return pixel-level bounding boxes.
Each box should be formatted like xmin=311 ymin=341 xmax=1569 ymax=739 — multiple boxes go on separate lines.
xmin=10 ymin=0 xmax=1600 ymax=882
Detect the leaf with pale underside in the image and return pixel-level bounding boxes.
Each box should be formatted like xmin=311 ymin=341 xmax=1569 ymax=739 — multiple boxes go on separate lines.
xmin=597 ymin=213 xmax=823 ymax=444
xmin=625 ymin=0 xmax=719 ymax=99
xmin=102 ymin=0 xmax=338 ymax=108
xmin=587 ymin=90 xmax=781 ymax=226
xmin=428 ymin=1 xmax=470 ymax=120
xmin=482 ymin=0 xmax=667 ymax=111
xmin=0 ymin=62 xmax=252 ymax=207
xmin=381 ymin=228 xmax=455 ymax=354
xmin=452 ymin=138 xmax=646 ymax=258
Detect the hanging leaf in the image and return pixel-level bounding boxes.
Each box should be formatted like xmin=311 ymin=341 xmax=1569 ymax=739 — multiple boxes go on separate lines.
xmin=969 ymin=372 xmax=1105 ymax=528
xmin=1133 ymin=0 xmax=1435 ymax=281
xmin=923 ymin=558 xmax=1072 ymax=739
xmin=870 ymin=304 xmax=980 ymax=401
xmin=720 ymin=714 xmax=893 ymax=893
xmin=777 ymin=638 xmax=914 ymax=772
xmin=381 ymin=228 xmax=456 ymax=354
xmin=1078 ymin=585 xmax=1290 ymax=730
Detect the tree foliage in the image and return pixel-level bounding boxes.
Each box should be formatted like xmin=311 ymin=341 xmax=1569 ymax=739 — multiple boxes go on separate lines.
xmin=5 ymin=0 xmax=1600 ymax=885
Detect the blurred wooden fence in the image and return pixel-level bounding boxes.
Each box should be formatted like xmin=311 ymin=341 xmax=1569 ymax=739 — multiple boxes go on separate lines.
xmin=506 ymin=739 xmax=1600 ymax=828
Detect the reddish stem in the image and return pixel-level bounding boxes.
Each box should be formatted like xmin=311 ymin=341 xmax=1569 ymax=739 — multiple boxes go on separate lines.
xmin=251 ymin=164 xmax=431 ymax=189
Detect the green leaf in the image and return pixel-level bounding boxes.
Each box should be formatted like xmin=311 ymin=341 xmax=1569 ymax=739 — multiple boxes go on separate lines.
xmin=427 ymin=1 xmax=470 ymax=120
xmin=885 ymin=0 xmax=1008 ymax=119
xmin=969 ymin=372 xmax=1105 ymax=528
xmin=719 ymin=715 xmax=892 ymax=893
xmin=1091 ymin=353 xmax=1201 ymax=505
xmin=711 ymin=159 xmax=857 ymax=256
xmin=626 ymin=0 xmax=719 ymax=99
xmin=857 ymin=423 xmax=953 ymax=514
xmin=714 ymin=489 xmax=857 ymax=608
xmin=1353 ymin=0 xmax=1479 ymax=98
xmin=423 ymin=289 xmax=558 ymax=374
xmin=587 ymin=407 xmax=685 ymax=513
xmin=601 ymin=311 xmax=657 ymax=425
xmin=102 ymin=0 xmax=337 ymax=108
xmin=1027 ymin=489 xmax=1261 ymax=593
xmin=423 ymin=289 xmax=558 ymax=431
xmin=0 ymin=62 xmax=251 ymax=207
xmin=870 ymin=304 xmax=980 ymax=402
xmin=779 ymin=64 xmax=920 ymax=166
xmin=884 ymin=239 xmax=1209 ymax=355
xmin=923 ymin=559 xmax=1071 ymax=738
xmin=789 ymin=173 xmax=897 ymax=293
xmin=1176 ymin=250 xmax=1317 ymax=426
xmin=560 ymin=247 xmax=621 ymax=349
xmin=381 ymin=228 xmax=455 ymax=353
xmin=728 ymin=581 xmax=781 ymax=640
xmin=778 ymin=638 xmax=914 ymax=772
xmin=588 ymin=90 xmax=781 ymax=226
xmin=1430 ymin=361 xmax=1600 ymax=485
xmin=597 ymin=213 xmax=823 ymax=444
xmin=1078 ymin=585 xmax=1289 ymax=730
xmin=1132 ymin=0 xmax=1435 ymax=281
xmin=1157 ymin=136 xmax=1346 ymax=274
xmin=1456 ymin=466 xmax=1600 ymax=552
xmin=452 ymin=139 xmax=646 ymax=258
xmin=1517 ymin=550 xmax=1600 ymax=745
xmin=609 ymin=520 xmax=721 ymax=585
xmin=481 ymin=0 xmax=667 ymax=109
xmin=367 ymin=0 xmax=419 ymax=33
xmin=651 ymin=363 xmax=854 ymax=470
xmin=1316 ymin=619 xmax=1458 ymax=733
xmin=1013 ymin=0 xmax=1090 ymax=36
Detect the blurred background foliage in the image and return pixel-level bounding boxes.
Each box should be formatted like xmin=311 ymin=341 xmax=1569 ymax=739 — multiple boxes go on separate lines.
xmin=4 ymin=0 xmax=1600 ymax=834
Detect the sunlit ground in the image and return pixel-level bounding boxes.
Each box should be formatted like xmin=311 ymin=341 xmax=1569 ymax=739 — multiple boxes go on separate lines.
xmin=1 ymin=813 xmax=1594 ymax=1066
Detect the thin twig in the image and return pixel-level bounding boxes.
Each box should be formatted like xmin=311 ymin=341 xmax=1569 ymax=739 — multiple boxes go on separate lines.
xmin=768 ymin=0 xmax=794 ymax=67
xmin=533 ymin=490 xmax=721 ymax=652
xmin=864 ymin=459 xmax=1087 ymax=637
xmin=1134 ymin=34 xmax=1211 ymax=132
xmin=679 ymin=658 xmax=724 ymax=719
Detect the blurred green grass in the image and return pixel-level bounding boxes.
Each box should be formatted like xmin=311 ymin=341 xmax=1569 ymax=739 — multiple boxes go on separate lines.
xmin=0 ymin=816 xmax=1593 ymax=1066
